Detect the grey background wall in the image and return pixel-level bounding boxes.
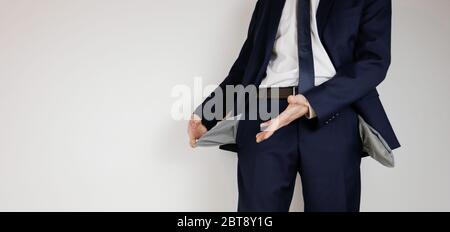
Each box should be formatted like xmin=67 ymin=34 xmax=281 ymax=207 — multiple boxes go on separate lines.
xmin=0 ymin=0 xmax=449 ymax=211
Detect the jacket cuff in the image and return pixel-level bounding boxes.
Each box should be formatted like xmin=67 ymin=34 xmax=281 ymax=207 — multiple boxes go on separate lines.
xmin=303 ymin=85 xmax=340 ymax=127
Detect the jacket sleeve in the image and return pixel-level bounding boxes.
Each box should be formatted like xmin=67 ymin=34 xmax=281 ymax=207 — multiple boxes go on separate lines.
xmin=194 ymin=0 xmax=262 ymax=130
xmin=303 ymin=0 xmax=392 ymax=127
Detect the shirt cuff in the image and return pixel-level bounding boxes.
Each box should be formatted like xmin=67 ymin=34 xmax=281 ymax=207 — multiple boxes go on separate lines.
xmin=305 ymin=100 xmax=317 ymax=119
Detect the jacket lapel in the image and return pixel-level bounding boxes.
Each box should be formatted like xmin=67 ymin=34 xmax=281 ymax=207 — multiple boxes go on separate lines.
xmin=316 ymin=0 xmax=335 ymax=38
xmin=257 ymin=0 xmax=335 ymax=84
xmin=265 ymin=0 xmax=286 ymax=47
xmin=264 ymin=0 xmax=335 ymax=46
xmin=256 ymin=0 xmax=286 ymax=84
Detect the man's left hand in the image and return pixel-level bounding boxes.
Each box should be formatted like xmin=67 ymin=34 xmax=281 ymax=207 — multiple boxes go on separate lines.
xmin=256 ymin=94 xmax=310 ymax=143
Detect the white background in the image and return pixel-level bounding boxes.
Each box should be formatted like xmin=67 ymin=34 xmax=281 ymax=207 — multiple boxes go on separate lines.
xmin=0 ymin=0 xmax=449 ymax=211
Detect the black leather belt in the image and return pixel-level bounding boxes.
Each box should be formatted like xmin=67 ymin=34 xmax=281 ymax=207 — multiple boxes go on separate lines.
xmin=258 ymin=86 xmax=298 ymax=99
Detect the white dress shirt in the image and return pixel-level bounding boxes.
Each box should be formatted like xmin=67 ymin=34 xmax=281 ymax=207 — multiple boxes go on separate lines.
xmin=260 ymin=0 xmax=336 ymax=88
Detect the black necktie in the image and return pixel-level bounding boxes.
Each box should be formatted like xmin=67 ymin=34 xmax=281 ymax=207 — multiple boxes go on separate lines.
xmin=297 ymin=0 xmax=315 ymax=93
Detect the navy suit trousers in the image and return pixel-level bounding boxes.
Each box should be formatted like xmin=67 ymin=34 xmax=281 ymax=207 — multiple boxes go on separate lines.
xmin=235 ymin=99 xmax=362 ymax=212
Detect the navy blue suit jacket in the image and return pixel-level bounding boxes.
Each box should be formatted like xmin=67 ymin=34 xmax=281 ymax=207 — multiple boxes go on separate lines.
xmin=196 ymin=0 xmax=400 ymax=152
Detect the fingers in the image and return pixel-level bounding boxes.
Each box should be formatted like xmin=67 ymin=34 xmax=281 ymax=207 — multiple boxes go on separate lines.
xmin=260 ymin=120 xmax=272 ymax=131
xmin=188 ymin=125 xmax=203 ymax=148
xmin=287 ymin=95 xmax=296 ymax=104
xmin=188 ymin=116 xmax=201 ymax=148
xmin=257 ymin=118 xmax=281 ymax=143
xmin=256 ymin=130 xmax=274 ymax=143
xmin=256 ymin=102 xmax=307 ymax=143
xmin=190 ymin=119 xmax=201 ymax=128
xmin=288 ymin=94 xmax=307 ymax=105
xmin=188 ymin=126 xmax=196 ymax=148
xmin=188 ymin=114 xmax=208 ymax=148
xmin=189 ymin=136 xmax=197 ymax=148
xmin=190 ymin=115 xmax=202 ymax=129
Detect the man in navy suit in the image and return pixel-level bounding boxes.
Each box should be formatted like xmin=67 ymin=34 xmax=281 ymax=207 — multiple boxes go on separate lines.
xmin=188 ymin=0 xmax=400 ymax=212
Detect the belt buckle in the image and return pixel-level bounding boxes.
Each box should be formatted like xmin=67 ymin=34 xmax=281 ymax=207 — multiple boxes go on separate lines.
xmin=292 ymin=87 xmax=296 ymax=96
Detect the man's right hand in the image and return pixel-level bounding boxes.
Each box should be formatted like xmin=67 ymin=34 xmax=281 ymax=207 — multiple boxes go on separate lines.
xmin=188 ymin=114 xmax=207 ymax=148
